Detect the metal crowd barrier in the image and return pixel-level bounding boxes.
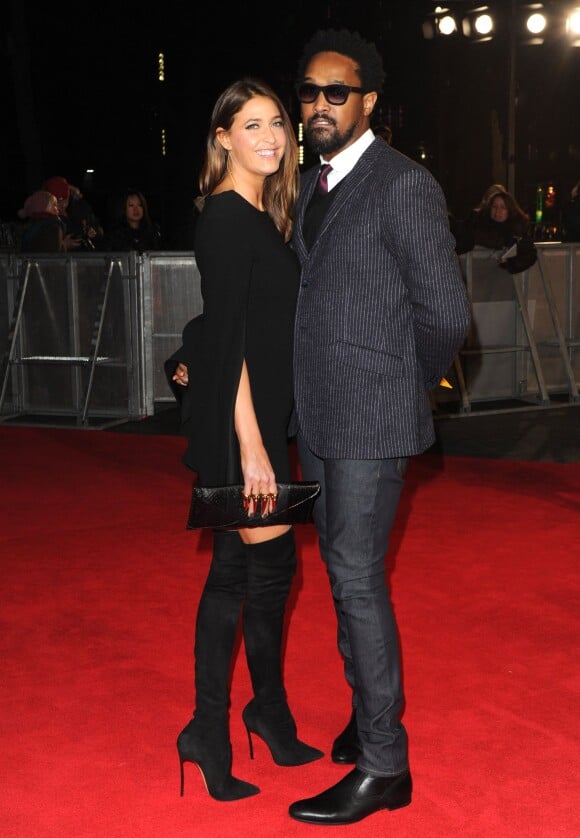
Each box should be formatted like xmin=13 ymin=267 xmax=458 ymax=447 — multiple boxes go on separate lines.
xmin=433 ymin=242 xmax=580 ymax=416
xmin=0 ymin=245 xmax=578 ymax=428
xmin=0 ymin=252 xmax=201 ymax=428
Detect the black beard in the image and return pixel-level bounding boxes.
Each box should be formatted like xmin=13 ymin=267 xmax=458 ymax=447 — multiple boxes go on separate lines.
xmin=304 ymin=120 xmax=357 ymax=156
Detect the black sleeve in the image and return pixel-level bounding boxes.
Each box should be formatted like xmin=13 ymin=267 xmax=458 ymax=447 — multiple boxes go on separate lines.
xmin=449 ymin=215 xmax=475 ymax=255
xmin=500 ymin=235 xmax=537 ymax=275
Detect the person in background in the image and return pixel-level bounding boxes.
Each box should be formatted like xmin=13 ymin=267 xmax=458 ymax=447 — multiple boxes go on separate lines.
xmin=67 ymin=182 xmax=104 ymax=249
xmin=449 ymin=183 xmax=509 ymax=252
xmin=452 ymin=186 xmax=537 ymax=274
xmin=561 ymin=179 xmax=580 ymax=242
xmin=164 ymin=77 xmax=323 ymax=803
xmin=41 ymin=175 xmax=102 ymax=250
xmin=100 ymin=188 xmax=162 ymax=252
xmin=476 ymin=183 xmax=508 ymax=209
xmin=287 ymin=28 xmax=470 ymax=826
xmin=17 ymin=190 xmax=65 ymax=252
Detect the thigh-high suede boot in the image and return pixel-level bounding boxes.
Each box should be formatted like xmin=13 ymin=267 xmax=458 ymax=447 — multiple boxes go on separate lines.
xmin=241 ymin=529 xmax=323 ymax=766
xmin=177 ymin=530 xmax=260 ymax=800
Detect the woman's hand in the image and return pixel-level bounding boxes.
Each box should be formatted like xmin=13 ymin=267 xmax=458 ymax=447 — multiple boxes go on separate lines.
xmin=172 ymin=362 xmax=189 ymax=386
xmin=234 ymin=360 xmax=278 ymax=517
xmin=240 ymin=444 xmax=278 ymax=517
xmin=64 ymin=233 xmax=82 ymax=250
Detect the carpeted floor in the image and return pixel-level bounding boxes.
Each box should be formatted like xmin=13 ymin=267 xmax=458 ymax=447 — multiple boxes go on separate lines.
xmin=1 ymin=427 xmax=578 ymax=837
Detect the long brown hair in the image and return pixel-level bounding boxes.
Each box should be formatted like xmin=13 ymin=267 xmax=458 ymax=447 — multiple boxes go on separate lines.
xmin=199 ymin=78 xmax=298 ymax=242
xmin=480 ymin=189 xmax=529 ymax=225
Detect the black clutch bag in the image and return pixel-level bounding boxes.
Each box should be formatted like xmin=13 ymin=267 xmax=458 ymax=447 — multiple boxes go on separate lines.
xmin=187 ymin=481 xmax=320 ymax=530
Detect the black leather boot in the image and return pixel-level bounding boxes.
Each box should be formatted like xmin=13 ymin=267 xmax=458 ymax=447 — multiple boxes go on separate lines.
xmin=331 ymin=707 xmax=361 ymax=764
xmin=241 ymin=530 xmax=323 ymax=766
xmin=289 ymin=767 xmax=412 ymax=824
xmin=177 ymin=531 xmax=259 ymax=800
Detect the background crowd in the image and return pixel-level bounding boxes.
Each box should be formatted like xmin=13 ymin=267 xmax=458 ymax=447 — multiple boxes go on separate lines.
xmin=6 ymin=177 xmax=163 ymax=254
xmin=1 ymin=170 xmax=579 ymax=258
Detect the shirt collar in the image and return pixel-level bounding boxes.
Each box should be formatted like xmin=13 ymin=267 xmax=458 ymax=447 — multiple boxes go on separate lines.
xmin=320 ymin=129 xmax=375 ymax=187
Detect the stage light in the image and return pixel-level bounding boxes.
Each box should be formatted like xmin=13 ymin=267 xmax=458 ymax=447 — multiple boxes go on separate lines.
xmin=423 ymin=7 xmax=459 ymax=40
xmin=566 ymin=8 xmax=580 ymax=45
xmin=438 ymin=14 xmax=458 ymax=35
xmin=569 ymin=9 xmax=580 ymax=33
xmin=462 ymin=6 xmax=495 ymax=42
xmin=526 ymin=12 xmax=546 ymax=34
xmin=474 ymin=13 xmax=494 ymax=36
xmin=422 ymin=0 xmax=580 ymax=193
xmin=520 ymin=4 xmax=548 ymax=45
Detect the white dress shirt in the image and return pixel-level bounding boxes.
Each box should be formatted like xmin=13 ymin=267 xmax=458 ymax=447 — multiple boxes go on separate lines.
xmin=320 ymin=129 xmax=376 ymax=191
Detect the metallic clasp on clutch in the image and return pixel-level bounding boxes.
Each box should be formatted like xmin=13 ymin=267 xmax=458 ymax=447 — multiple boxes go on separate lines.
xmin=242 ymin=491 xmax=278 ymax=518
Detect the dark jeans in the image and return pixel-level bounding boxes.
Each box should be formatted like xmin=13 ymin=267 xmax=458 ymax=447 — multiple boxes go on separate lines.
xmin=297 ymin=431 xmax=409 ymax=776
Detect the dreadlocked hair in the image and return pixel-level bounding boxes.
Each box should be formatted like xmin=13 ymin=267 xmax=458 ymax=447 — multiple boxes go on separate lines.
xmin=297 ymin=28 xmax=385 ymax=94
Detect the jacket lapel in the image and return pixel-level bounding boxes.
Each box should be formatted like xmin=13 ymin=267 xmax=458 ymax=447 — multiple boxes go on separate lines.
xmin=295 ymin=142 xmax=380 ymax=259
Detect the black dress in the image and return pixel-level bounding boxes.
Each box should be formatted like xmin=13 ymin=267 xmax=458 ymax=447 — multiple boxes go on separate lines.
xmin=166 ymin=191 xmax=299 ymax=485
xmin=99 ymin=221 xmax=162 ymax=252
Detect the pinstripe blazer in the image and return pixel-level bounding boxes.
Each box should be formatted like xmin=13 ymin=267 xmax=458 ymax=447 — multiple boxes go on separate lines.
xmin=291 ymin=137 xmax=470 ymax=459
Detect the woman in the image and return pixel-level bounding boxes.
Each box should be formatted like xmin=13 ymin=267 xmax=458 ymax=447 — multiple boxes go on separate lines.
xmin=17 ymin=190 xmax=65 ymax=253
xmin=100 ymin=188 xmax=162 ymax=252
xmin=41 ymin=176 xmax=103 ymax=250
xmin=165 ymin=78 xmax=323 ymax=802
xmin=453 ymin=187 xmax=537 ymax=274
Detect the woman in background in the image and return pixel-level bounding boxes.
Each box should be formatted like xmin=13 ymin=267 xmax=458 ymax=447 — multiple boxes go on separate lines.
xmin=17 ymin=190 xmax=65 ymax=253
xmin=452 ymin=187 xmax=537 ymax=274
xmin=41 ymin=176 xmax=103 ymax=250
xmin=100 ymin=188 xmax=162 ymax=252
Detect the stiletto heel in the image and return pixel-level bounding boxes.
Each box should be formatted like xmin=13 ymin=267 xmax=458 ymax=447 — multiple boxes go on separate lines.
xmin=179 ymin=753 xmax=186 ymax=797
xmin=242 ymin=699 xmax=324 ymax=767
xmin=177 ymin=719 xmax=260 ymax=801
xmin=245 ymin=725 xmax=255 ymax=760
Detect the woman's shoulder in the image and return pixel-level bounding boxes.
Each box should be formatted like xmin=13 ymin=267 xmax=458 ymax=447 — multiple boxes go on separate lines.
xmin=203 ymin=191 xmax=260 ymax=217
xmin=195 ymin=192 xmax=265 ymax=243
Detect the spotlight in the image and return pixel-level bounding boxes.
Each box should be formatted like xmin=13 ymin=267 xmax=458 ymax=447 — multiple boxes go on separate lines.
xmin=525 ymin=12 xmax=547 ymax=35
xmin=462 ymin=6 xmax=495 ymax=42
xmin=474 ymin=13 xmax=494 ymax=36
xmin=438 ymin=14 xmax=458 ymax=36
xmin=566 ymin=7 xmax=580 ymax=45
xmin=519 ymin=3 xmax=549 ymax=46
xmin=422 ymin=7 xmax=459 ymax=40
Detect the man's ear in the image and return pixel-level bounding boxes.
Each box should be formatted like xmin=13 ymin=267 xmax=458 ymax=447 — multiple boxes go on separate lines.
xmin=363 ymin=91 xmax=378 ymax=117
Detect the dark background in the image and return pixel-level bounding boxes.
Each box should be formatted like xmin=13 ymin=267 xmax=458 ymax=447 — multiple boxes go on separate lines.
xmin=2 ymin=0 xmax=579 ymax=241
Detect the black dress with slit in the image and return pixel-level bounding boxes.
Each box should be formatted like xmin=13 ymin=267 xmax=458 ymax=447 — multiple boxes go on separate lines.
xmin=166 ymin=191 xmax=299 ymax=485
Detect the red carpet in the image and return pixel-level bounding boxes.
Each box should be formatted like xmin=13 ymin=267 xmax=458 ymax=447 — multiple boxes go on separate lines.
xmin=1 ymin=427 xmax=578 ymax=837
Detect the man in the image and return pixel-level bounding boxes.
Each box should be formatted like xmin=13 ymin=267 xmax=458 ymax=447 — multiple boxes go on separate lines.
xmin=288 ymin=29 xmax=470 ymax=826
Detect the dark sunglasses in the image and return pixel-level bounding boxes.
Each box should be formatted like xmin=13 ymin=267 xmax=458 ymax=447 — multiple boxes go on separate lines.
xmin=295 ymin=82 xmax=365 ymax=105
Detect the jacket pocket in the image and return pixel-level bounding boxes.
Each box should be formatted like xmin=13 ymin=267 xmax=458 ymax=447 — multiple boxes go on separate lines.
xmin=334 ymin=340 xmax=404 ymax=377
